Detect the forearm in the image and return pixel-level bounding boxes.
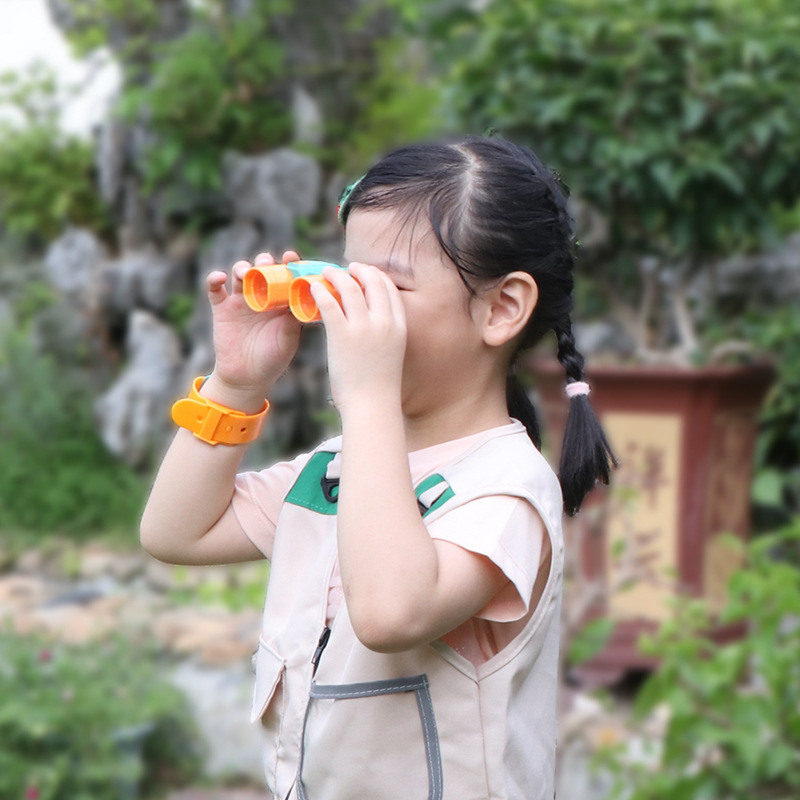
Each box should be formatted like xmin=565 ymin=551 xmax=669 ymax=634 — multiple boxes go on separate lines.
xmin=337 ymin=395 xmax=441 ymax=648
xmin=139 ymin=429 xmax=244 ymax=559
xmin=140 ymin=375 xmax=266 ymax=564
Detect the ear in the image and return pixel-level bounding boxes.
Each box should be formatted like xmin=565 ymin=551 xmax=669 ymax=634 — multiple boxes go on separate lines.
xmin=479 ymin=272 xmax=539 ymax=348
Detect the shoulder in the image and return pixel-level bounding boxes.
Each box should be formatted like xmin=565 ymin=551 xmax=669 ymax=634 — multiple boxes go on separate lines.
xmin=433 ymin=422 xmax=563 ymax=530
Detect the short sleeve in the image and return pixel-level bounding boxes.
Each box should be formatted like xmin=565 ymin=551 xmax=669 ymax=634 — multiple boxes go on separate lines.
xmin=231 ymin=451 xmax=313 ymax=558
xmin=427 ymin=495 xmax=545 ymax=623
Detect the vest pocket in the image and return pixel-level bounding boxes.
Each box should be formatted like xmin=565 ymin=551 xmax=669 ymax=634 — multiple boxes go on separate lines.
xmin=297 ymin=674 xmax=443 ymax=800
xmin=251 ymin=637 xmax=287 ymax=723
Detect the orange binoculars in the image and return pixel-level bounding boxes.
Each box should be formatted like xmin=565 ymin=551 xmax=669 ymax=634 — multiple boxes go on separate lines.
xmin=242 ymin=260 xmax=352 ymax=323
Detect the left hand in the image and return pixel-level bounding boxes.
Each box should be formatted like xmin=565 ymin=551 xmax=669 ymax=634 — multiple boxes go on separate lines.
xmin=311 ymin=263 xmax=407 ymax=414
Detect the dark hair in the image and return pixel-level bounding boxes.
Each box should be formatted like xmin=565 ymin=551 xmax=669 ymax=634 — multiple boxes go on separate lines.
xmin=339 ymin=136 xmax=616 ymax=515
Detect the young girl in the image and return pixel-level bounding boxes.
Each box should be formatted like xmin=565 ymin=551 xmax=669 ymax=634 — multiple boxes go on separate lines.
xmin=141 ymin=136 xmax=615 ymax=800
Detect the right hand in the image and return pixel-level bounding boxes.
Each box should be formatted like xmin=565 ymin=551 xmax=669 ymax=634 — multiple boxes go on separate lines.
xmin=204 ymin=251 xmax=303 ymax=409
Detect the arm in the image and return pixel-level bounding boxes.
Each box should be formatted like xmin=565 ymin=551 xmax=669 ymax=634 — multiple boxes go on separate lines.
xmin=140 ymin=252 xmax=302 ymax=566
xmin=337 ymin=398 xmax=510 ymax=651
xmin=312 ymin=265 xmax=510 ymax=652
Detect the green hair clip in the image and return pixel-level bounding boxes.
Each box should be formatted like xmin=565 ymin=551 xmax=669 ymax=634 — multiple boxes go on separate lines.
xmin=336 ymin=176 xmax=364 ymax=226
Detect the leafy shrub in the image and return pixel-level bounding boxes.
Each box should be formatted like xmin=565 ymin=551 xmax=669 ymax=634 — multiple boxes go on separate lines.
xmin=597 ymin=520 xmax=800 ymax=799
xmin=707 ymin=305 xmax=800 ymax=523
xmin=0 ymin=632 xmax=202 ymax=800
xmin=115 ymin=11 xmax=293 ymax=194
xmin=407 ymin=0 xmax=800 ymax=357
xmin=0 ymin=65 xmax=111 ymax=243
xmin=748 ymin=308 xmax=800 ymax=519
xmin=0 ymin=330 xmax=146 ymax=537
xmin=424 ymin=0 xmax=800 ymax=259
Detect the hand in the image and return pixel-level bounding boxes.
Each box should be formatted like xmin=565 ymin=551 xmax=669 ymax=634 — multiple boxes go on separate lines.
xmin=204 ymin=251 xmax=303 ymax=410
xmin=311 ymin=263 xmax=407 ymax=414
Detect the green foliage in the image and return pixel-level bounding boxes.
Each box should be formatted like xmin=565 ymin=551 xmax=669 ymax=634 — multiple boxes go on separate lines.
xmin=115 ymin=11 xmax=293 ymax=194
xmin=0 ymin=0 xmax=439 ymax=241
xmin=0 ymin=632 xmax=202 ymax=800
xmin=749 ymin=308 xmax=800 ymax=519
xmin=706 ymin=305 xmax=800 ymax=520
xmin=62 ymin=0 xmax=161 ymax=57
xmin=0 ymin=330 xmax=147 ymax=537
xmin=568 ymin=616 xmax=616 ymax=667
xmin=344 ymin=35 xmax=447 ymax=170
xmin=417 ymin=0 xmax=800 ymax=264
xmin=165 ymin=291 xmax=196 ymax=336
xmin=0 ymin=66 xmax=111 ymax=242
xmin=60 ymin=0 xmax=437 ymax=198
xmin=750 ymin=308 xmax=800 ymax=462
xmin=597 ymin=522 xmax=800 ymax=799
xmin=168 ymin=562 xmax=270 ymax=612
xmin=62 ymin=0 xmax=294 ymax=198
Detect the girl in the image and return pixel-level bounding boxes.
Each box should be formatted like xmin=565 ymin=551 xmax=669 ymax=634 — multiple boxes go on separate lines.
xmin=141 ymin=136 xmax=615 ymax=800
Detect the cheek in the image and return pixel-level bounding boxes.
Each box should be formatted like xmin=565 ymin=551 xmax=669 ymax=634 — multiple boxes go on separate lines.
xmin=403 ymin=302 xmax=475 ymax=368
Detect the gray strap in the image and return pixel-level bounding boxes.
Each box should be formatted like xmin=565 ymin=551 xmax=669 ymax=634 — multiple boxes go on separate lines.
xmin=310 ymin=674 xmax=428 ymax=699
xmin=415 ymin=676 xmax=443 ymax=800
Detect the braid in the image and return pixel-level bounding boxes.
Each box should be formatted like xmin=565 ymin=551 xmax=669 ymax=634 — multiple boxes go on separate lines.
xmin=554 ymin=317 xmax=617 ymax=515
xmin=554 ymin=322 xmax=585 ymax=385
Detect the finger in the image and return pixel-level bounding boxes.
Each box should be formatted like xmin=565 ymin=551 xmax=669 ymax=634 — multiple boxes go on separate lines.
xmin=309 ymin=276 xmax=345 ymax=326
xmin=322 ymin=265 xmax=368 ymax=321
xmin=380 ymin=269 xmax=407 ymax=327
xmin=253 ymin=252 xmax=276 ymax=265
xmin=282 ymin=250 xmax=301 ymax=264
xmin=206 ymin=270 xmax=230 ymax=306
xmin=231 ymin=259 xmax=252 ymax=294
xmin=349 ymin=262 xmax=393 ymax=318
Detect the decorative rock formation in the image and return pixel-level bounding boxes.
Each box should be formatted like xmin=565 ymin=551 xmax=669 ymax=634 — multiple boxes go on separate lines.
xmin=222 ymin=149 xmax=322 ymax=253
xmin=94 ymin=310 xmax=183 ymax=467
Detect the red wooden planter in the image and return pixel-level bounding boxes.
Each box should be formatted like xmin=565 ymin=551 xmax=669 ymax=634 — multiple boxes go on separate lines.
xmin=528 ymin=359 xmax=775 ymax=685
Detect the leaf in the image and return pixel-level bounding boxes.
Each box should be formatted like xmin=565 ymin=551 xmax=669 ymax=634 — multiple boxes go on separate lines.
xmin=752 ymin=468 xmax=785 ymax=507
xmin=568 ymin=617 xmax=615 ymax=666
xmin=703 ymin=160 xmax=746 ymax=196
xmin=683 ymin=96 xmax=707 ymax=132
xmin=650 ymin=160 xmax=686 ymax=202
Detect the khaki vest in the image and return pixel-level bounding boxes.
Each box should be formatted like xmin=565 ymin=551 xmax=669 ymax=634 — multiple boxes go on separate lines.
xmin=251 ymin=426 xmax=564 ymax=800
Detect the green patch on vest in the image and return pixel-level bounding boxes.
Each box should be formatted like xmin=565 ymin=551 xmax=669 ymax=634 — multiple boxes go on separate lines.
xmin=285 ymin=452 xmax=339 ymax=514
xmin=415 ymin=473 xmax=455 ymax=517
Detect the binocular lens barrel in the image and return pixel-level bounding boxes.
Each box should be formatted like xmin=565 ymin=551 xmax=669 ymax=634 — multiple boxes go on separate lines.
xmin=242 ymin=260 xmax=351 ymax=322
xmin=242 ymin=265 xmax=294 ymax=312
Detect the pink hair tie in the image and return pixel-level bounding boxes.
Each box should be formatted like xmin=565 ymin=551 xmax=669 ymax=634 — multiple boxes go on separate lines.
xmin=565 ymin=381 xmax=591 ymax=399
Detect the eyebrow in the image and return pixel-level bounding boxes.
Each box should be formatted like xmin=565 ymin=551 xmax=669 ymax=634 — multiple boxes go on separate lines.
xmin=343 ymin=254 xmax=414 ymax=278
xmin=381 ymin=257 xmax=414 ymax=277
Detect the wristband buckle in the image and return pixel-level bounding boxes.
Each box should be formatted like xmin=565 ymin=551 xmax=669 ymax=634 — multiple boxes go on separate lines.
xmin=171 ymin=377 xmax=269 ymax=446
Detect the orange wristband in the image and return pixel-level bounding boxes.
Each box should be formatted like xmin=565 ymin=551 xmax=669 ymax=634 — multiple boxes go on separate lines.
xmin=171 ymin=377 xmax=269 ymax=446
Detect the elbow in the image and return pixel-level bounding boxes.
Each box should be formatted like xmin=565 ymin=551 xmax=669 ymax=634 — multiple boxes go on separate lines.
xmin=349 ymin=603 xmax=427 ymax=654
xmin=139 ymin=519 xmax=162 ymax=561
xmin=138 ymin=510 xmax=173 ymax=564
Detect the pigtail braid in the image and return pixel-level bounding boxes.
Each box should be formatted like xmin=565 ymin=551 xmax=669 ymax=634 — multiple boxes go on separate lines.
xmin=555 ymin=321 xmax=618 ymax=516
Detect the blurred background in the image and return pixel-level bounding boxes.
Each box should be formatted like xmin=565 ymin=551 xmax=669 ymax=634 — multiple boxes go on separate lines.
xmin=0 ymin=1 xmax=798 ymax=798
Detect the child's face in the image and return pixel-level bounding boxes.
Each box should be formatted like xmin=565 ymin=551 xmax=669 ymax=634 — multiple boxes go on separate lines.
xmin=344 ymin=208 xmax=491 ymax=419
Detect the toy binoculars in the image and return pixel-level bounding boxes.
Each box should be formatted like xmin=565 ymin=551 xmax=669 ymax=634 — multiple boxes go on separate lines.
xmin=242 ymin=260 xmax=354 ymax=323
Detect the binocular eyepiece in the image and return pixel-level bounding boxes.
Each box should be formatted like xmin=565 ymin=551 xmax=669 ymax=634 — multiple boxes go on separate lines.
xmin=242 ymin=260 xmax=351 ymax=323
